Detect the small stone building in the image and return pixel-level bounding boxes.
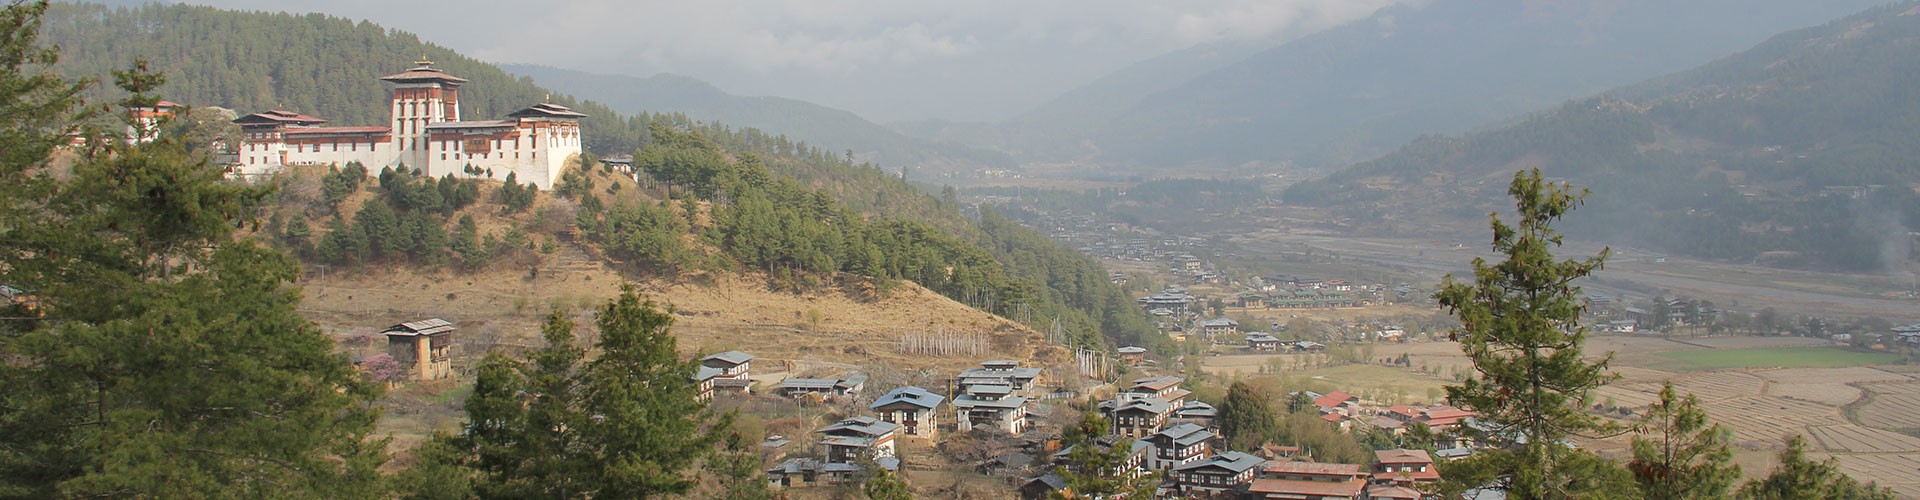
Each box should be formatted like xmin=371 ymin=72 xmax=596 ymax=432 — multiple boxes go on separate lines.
xmin=383 ymin=318 xmax=456 ymax=381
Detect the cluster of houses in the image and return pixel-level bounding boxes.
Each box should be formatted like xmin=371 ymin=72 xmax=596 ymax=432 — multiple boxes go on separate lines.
xmin=757 ymin=359 xmax=1048 ymax=489
xmin=1010 ymin=375 xmax=1458 ymax=499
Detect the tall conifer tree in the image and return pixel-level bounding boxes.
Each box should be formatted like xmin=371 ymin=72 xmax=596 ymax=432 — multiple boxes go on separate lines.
xmin=0 ymin=3 xmax=386 ymax=495
xmin=1432 ymin=169 xmax=1632 ymax=498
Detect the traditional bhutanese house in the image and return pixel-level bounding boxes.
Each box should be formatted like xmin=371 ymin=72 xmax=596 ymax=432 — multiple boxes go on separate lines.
xmin=1171 ymin=450 xmax=1265 ymax=496
xmin=775 ymin=373 xmax=867 ymax=398
xmin=1416 ymin=405 xmax=1476 ymax=430
xmin=1294 ymin=340 xmax=1327 ymax=352
xmin=701 ymin=350 xmax=755 ymax=395
xmin=692 ymin=365 xmax=722 ymax=402
xmin=1367 ymin=484 xmax=1424 ymax=500
xmin=954 ymin=384 xmax=1031 ymax=434
xmin=1372 ymin=415 xmax=1407 ymax=435
xmin=817 ymin=416 xmax=899 ymax=463
xmin=1147 ymin=422 xmax=1216 ymax=470
xmin=1121 ymin=375 xmax=1191 ymax=405
xmin=1051 ymin=436 xmax=1150 ymax=480
xmin=1200 ymin=318 xmax=1239 ymax=337
xmin=1320 ymin=412 xmax=1352 ymax=432
xmin=1313 ymin=391 xmax=1360 ymax=413
xmin=702 ymin=350 xmax=754 ymax=380
xmin=382 ymin=318 xmax=455 ymax=382
xmin=1019 ymin=472 xmax=1070 ymax=500
xmin=954 ymin=360 xmax=1043 ymax=395
xmin=870 ymin=386 xmax=946 ymax=437
xmin=766 ymin=456 xmax=900 ymax=488
xmin=1100 ymin=397 xmax=1172 ymax=438
xmin=1116 ymin=345 xmax=1148 ymax=365
xmin=1372 ymin=448 xmax=1440 ymax=485
xmin=1238 ymin=291 xmax=1268 ymax=309
xmin=1172 ymin=401 xmax=1218 ymax=430
xmin=1248 ymin=333 xmax=1283 ymax=351
xmin=1250 ymin=461 xmax=1370 ymax=500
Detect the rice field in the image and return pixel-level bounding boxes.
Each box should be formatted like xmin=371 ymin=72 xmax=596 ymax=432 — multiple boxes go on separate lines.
xmin=1650 ymin=347 xmax=1901 ymax=372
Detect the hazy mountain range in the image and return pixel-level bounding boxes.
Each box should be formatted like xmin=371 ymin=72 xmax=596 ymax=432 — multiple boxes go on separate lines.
xmin=1284 ymin=1 xmax=1920 ymax=273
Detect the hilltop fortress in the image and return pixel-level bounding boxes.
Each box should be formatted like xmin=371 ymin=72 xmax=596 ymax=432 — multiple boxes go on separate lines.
xmin=233 ymin=59 xmax=584 ymax=188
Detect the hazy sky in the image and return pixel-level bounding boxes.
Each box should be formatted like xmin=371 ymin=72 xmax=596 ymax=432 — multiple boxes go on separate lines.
xmin=181 ymin=0 xmax=1400 ymax=123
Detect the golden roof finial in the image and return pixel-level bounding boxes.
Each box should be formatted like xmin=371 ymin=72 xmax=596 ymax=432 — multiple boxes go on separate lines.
xmin=414 ymin=54 xmax=433 ymax=67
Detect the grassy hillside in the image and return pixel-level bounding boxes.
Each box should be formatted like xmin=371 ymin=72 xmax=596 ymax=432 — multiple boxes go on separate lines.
xmin=501 ymin=64 xmax=1014 ymax=172
xmin=1284 ymin=2 xmax=1920 ymax=273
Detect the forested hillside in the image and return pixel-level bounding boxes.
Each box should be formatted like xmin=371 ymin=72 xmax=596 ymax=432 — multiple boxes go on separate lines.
xmin=501 ymin=64 xmax=1014 ymax=172
xmin=1284 ymin=2 xmax=1920 ymax=273
xmin=1022 ymin=0 xmax=1884 ymax=170
xmin=37 ymin=2 xmax=1162 ymax=349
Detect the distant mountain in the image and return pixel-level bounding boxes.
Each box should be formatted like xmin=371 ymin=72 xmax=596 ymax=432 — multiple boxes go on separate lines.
xmin=1018 ymin=0 xmax=1887 ymax=170
xmin=1284 ymin=2 xmax=1920 ymax=273
xmin=500 ymin=65 xmax=1012 ymax=172
xmin=892 ymin=37 xmax=1282 ymax=160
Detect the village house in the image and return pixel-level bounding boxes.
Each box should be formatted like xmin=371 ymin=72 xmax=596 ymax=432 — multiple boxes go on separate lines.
xmin=692 ymin=365 xmax=722 ymax=402
xmin=1367 ymin=484 xmax=1425 ymax=500
xmin=1200 ymin=318 xmax=1240 ymax=338
xmin=1147 ymin=422 xmax=1216 ymax=470
xmin=1120 ymin=375 xmax=1191 ymax=405
xmin=1371 ymin=448 xmax=1440 ymax=485
xmin=1171 ymin=450 xmax=1264 ymax=496
xmin=1295 ymin=340 xmax=1328 ymax=352
xmin=1247 ymin=333 xmax=1283 ymax=352
xmin=1101 ymin=397 xmax=1172 ymax=438
xmin=954 ymin=360 xmax=1043 ymax=395
xmin=817 ymin=416 xmax=899 ymax=463
xmin=1313 ymin=391 xmax=1360 ymax=415
xmin=869 ymin=386 xmax=945 ymax=437
xmin=775 ymin=373 xmax=867 ymax=398
xmin=1051 ymin=435 xmax=1151 ymax=479
xmin=1238 ymin=291 xmax=1268 ymax=309
xmin=1019 ymin=473 xmax=1070 ymax=500
xmin=701 ymin=350 xmax=754 ymax=395
xmin=1172 ymin=401 xmax=1219 ymax=431
xmin=1117 ymin=345 xmax=1148 ymax=365
xmin=382 ymin=318 xmax=455 ymax=382
xmin=954 ymin=383 xmax=1031 ymax=434
xmin=1248 ymin=461 xmax=1370 ymax=500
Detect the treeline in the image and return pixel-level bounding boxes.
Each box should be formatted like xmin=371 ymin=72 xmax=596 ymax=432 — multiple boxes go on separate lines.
xmin=574 ymin=123 xmax=1162 ymax=350
xmin=1282 ymin=2 xmax=1920 ymax=272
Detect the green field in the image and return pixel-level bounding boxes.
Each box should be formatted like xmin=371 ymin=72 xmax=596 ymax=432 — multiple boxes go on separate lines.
xmin=1651 ymin=347 xmax=1900 ymax=371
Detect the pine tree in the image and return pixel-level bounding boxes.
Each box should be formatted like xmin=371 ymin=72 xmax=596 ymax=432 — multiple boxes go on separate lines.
xmin=1738 ymin=436 xmax=1894 ymax=500
xmin=861 ymin=467 xmax=913 ymax=500
xmin=1219 ymin=381 xmax=1280 ymax=451
xmin=1432 ymin=169 xmax=1632 ymax=498
xmin=705 ymin=430 xmax=777 ymax=500
xmin=0 ymin=14 xmax=386 ymax=496
xmin=452 ymin=286 xmax=723 ymax=498
xmin=1051 ymin=412 xmax=1155 ymax=499
xmin=1629 ymin=382 xmax=1740 ymax=499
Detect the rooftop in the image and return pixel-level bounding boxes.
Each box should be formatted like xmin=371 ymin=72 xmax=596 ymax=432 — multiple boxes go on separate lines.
xmin=1173 ymin=450 xmax=1264 ymax=474
xmin=383 ymin=318 xmax=454 ymax=337
xmin=702 ymin=350 xmax=754 ymax=366
xmin=1248 ymin=478 xmax=1366 ymax=498
xmin=870 ymin=386 xmax=945 ymax=410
